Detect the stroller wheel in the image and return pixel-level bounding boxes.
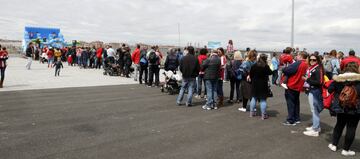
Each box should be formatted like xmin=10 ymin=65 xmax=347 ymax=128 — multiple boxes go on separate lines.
xmin=103 ymin=72 xmax=107 ymax=75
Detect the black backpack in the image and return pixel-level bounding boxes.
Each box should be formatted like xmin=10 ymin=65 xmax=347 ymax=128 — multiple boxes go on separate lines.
xmin=148 ymin=52 xmax=158 ymax=64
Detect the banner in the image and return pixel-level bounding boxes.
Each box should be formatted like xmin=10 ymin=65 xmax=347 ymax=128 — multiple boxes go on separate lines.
xmin=207 ymin=41 xmax=221 ymax=49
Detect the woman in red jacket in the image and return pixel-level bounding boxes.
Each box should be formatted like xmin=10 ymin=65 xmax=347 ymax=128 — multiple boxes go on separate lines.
xmin=0 ymin=46 xmax=9 ymax=88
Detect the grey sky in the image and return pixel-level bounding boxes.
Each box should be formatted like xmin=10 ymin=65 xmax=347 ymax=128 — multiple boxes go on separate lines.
xmin=0 ymin=0 xmax=359 ymax=52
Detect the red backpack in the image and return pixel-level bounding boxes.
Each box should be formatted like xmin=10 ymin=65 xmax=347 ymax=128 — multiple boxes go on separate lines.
xmin=322 ymin=80 xmax=334 ymax=109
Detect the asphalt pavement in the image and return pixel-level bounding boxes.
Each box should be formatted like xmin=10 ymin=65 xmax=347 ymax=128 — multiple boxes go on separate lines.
xmin=0 ymin=84 xmax=359 ymax=159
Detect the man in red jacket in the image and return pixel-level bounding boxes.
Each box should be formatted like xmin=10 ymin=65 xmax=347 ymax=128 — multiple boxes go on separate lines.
xmin=96 ymin=47 xmax=103 ymax=69
xmin=131 ymin=44 xmax=141 ymax=81
xmin=282 ymin=51 xmax=309 ymax=126
xmin=340 ymin=50 xmax=360 ymax=71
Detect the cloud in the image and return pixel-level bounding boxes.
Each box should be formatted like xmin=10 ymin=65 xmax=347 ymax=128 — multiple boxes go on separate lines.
xmin=0 ymin=0 xmax=359 ymax=52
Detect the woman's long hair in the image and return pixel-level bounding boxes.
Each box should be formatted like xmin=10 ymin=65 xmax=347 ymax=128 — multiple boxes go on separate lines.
xmin=256 ymin=53 xmax=268 ymax=67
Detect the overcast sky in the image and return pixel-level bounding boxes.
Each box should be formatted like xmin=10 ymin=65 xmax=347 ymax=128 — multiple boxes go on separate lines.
xmin=0 ymin=0 xmax=359 ymax=52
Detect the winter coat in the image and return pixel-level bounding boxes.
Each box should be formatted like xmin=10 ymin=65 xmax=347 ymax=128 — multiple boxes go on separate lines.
xmin=0 ymin=50 xmax=9 ymax=68
xmin=305 ymin=64 xmax=323 ymax=90
xmin=164 ymin=53 xmax=179 ymax=71
xmin=283 ymin=59 xmax=308 ymax=92
xmin=228 ymin=60 xmax=242 ymax=80
xmin=202 ymin=54 xmax=221 ymax=80
xmin=328 ymin=73 xmax=360 ymax=114
xmin=123 ymin=52 xmax=132 ymax=66
xmin=131 ymin=48 xmax=141 ymax=64
xmin=250 ymin=63 xmax=273 ymax=99
xmin=179 ymin=54 xmax=199 ymax=79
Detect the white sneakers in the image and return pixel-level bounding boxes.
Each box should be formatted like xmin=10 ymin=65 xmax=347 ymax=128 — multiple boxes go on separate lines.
xmin=303 ymin=129 xmax=319 ymax=137
xmin=238 ymin=108 xmax=247 ymax=112
xmin=328 ymin=144 xmax=356 ymax=156
xmin=305 ymin=127 xmax=321 ymax=132
xmin=341 ymin=150 xmax=356 ymax=156
xmin=328 ymin=144 xmax=337 ymax=152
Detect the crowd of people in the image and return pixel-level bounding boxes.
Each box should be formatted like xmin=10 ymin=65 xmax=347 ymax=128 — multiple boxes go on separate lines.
xmin=2 ymin=40 xmax=360 ymax=156
xmin=166 ymin=42 xmax=360 ymax=157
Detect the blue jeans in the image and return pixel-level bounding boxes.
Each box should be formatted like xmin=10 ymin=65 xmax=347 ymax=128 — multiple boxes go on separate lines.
xmin=285 ymin=89 xmax=301 ymax=124
xmin=217 ymin=80 xmax=224 ymax=97
xmin=250 ymin=97 xmax=267 ymax=115
xmin=272 ymin=70 xmax=278 ymax=85
xmin=206 ymin=80 xmax=218 ymax=108
xmin=197 ymin=75 xmax=206 ymax=96
xmin=308 ymin=88 xmax=323 ymax=131
xmin=176 ymin=78 xmax=196 ymax=105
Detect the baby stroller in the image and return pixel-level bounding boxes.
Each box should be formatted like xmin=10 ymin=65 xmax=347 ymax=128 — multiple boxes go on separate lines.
xmin=103 ymin=58 xmax=121 ymax=76
xmin=161 ymin=70 xmax=182 ymax=95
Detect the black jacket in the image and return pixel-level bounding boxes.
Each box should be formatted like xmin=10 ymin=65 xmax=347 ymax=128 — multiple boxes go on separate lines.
xmin=164 ymin=54 xmax=179 ymax=71
xmin=250 ymin=63 xmax=273 ymax=99
xmin=306 ymin=65 xmax=323 ymax=89
xmin=26 ymin=46 xmax=33 ymax=57
xmin=179 ymin=54 xmax=199 ymax=78
xmin=329 ymin=73 xmax=360 ymax=114
xmin=202 ymin=54 xmax=221 ymax=80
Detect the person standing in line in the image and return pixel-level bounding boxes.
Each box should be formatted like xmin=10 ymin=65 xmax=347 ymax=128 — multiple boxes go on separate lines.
xmin=0 ymin=46 xmax=9 ymax=88
xmin=96 ymin=46 xmax=103 ymax=69
xmin=123 ymin=47 xmax=132 ymax=78
xmin=107 ymin=45 xmax=116 ymax=64
xmin=217 ymin=47 xmax=227 ymax=108
xmin=340 ymin=50 xmax=360 ymax=71
xmin=328 ymin=62 xmax=360 ymax=156
xmin=302 ymin=54 xmax=324 ymax=137
xmin=131 ymin=44 xmax=141 ymax=81
xmin=249 ymin=54 xmax=273 ymax=119
xmin=282 ymin=51 xmax=309 ymax=126
xmin=139 ymin=46 xmax=148 ymax=84
xmin=238 ymin=50 xmax=257 ymax=112
xmin=147 ymin=46 xmax=160 ymax=87
xmin=25 ymin=42 xmax=34 ymax=70
xmin=271 ymin=52 xmax=279 ymax=85
xmin=202 ymin=50 xmax=221 ymax=110
xmin=228 ymin=51 xmax=243 ymax=103
xmin=176 ymin=46 xmax=200 ymax=107
xmin=195 ymin=47 xmax=208 ymax=99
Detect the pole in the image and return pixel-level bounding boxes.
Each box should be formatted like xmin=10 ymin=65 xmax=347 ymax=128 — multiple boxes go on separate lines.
xmin=178 ymin=23 xmax=180 ymax=48
xmin=291 ymin=0 xmax=295 ymax=48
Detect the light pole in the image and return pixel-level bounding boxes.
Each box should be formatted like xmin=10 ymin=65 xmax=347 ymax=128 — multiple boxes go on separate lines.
xmin=291 ymin=0 xmax=295 ymax=48
xmin=178 ymin=23 xmax=181 ymax=48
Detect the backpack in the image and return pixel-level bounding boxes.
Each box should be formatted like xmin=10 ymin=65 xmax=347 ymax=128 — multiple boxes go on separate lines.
xmin=140 ymin=56 xmax=148 ymax=65
xmin=324 ymin=59 xmax=333 ymax=73
xmin=235 ymin=61 xmax=253 ymax=80
xmin=339 ymin=84 xmax=358 ymax=108
xmin=148 ymin=51 xmax=158 ymax=64
xmin=322 ymin=78 xmax=334 ymax=109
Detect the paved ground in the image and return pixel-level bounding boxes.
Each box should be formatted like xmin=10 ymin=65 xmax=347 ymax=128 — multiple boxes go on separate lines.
xmin=0 ymin=84 xmax=359 ymax=159
xmin=0 ymin=57 xmax=138 ymax=92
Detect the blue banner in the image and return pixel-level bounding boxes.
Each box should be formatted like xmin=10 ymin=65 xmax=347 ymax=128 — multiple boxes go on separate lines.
xmin=207 ymin=41 xmax=221 ymax=49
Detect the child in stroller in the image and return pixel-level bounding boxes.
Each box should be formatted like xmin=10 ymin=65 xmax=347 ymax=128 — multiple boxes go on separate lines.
xmin=161 ymin=70 xmax=182 ymax=95
xmin=103 ymin=57 xmax=121 ymax=76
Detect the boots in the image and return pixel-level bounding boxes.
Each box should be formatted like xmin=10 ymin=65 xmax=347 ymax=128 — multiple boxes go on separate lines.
xmin=218 ymin=96 xmax=224 ymax=108
xmin=0 ymin=80 xmax=3 ymax=88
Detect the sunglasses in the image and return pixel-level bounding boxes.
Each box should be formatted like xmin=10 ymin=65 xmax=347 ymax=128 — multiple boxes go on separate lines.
xmin=309 ymin=59 xmax=317 ymax=62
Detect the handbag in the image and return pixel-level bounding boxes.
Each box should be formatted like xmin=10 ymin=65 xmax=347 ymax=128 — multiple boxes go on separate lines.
xmin=267 ymin=82 xmax=273 ymax=97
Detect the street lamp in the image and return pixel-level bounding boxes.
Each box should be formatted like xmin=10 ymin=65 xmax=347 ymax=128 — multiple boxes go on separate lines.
xmin=291 ymin=0 xmax=295 ymax=48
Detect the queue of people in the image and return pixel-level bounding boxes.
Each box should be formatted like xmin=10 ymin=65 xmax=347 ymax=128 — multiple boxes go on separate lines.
xmin=172 ymin=44 xmax=360 ymax=157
